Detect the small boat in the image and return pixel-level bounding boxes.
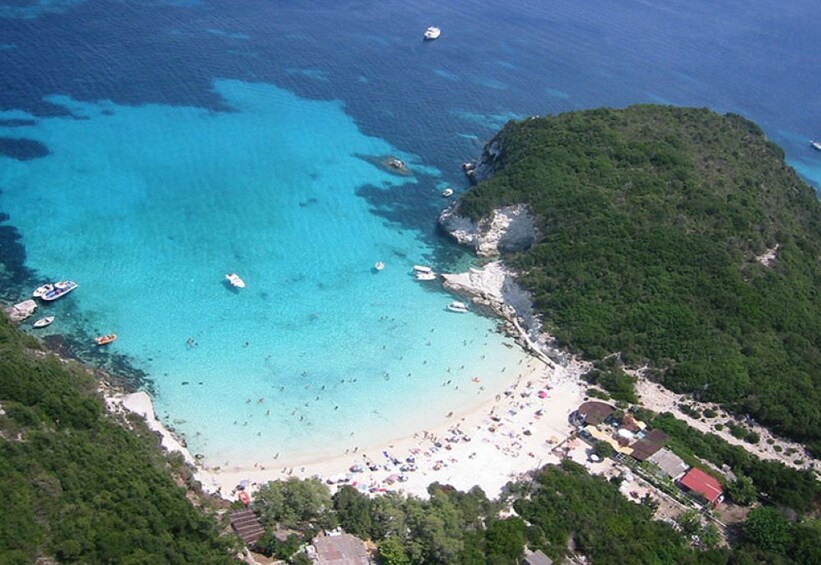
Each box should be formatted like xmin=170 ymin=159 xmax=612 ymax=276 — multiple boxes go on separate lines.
xmin=32 ymin=284 xmax=53 ymax=298
xmin=374 ymin=261 xmax=385 ymax=271
xmin=35 ymin=280 xmax=78 ymax=301
xmin=412 ymin=265 xmax=433 ymax=274
xmin=812 ymin=140 xmax=821 ymax=152
xmin=442 ymin=188 xmax=454 ymax=198
xmin=95 ymin=334 xmax=117 ymax=346
xmin=415 ymin=271 xmax=437 ymax=281
xmin=225 ymin=273 xmax=246 ymax=288
xmin=447 ymin=301 xmax=468 ymax=313
xmin=33 ymin=316 xmax=55 ymax=328
xmin=423 ymin=26 xmax=441 ymax=40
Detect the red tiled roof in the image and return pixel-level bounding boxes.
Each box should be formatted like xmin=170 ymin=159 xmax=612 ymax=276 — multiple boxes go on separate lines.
xmin=679 ymin=468 xmax=723 ymax=503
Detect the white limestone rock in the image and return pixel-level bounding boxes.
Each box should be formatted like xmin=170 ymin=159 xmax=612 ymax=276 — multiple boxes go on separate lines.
xmin=5 ymin=299 xmax=37 ymax=323
xmin=439 ymin=203 xmax=536 ymax=257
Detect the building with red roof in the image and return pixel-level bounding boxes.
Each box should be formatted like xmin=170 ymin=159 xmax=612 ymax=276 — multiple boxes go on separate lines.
xmin=678 ymin=468 xmax=723 ymax=506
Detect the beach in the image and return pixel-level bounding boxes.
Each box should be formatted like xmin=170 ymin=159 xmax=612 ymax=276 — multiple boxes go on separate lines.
xmin=112 ymin=354 xmax=586 ymax=500
xmin=108 ymin=260 xmax=592 ymax=500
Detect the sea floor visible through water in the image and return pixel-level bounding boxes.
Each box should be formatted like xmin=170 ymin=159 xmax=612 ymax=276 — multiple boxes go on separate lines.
xmin=1 ymin=0 xmax=820 ymax=470
xmin=0 ymin=79 xmax=531 ymax=467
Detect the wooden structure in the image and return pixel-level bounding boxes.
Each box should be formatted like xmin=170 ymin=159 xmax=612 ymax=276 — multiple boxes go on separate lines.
xmin=230 ymin=508 xmax=265 ymax=546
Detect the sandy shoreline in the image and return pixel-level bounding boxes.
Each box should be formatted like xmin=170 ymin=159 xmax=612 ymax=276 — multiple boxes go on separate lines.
xmin=108 ymin=260 xmax=591 ymax=500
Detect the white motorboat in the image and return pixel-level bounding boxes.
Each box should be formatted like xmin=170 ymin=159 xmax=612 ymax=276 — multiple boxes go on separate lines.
xmin=33 ymin=316 xmax=55 ymax=328
xmin=423 ymin=26 xmax=441 ymax=40
xmin=374 ymin=261 xmax=385 ymax=271
xmin=413 ymin=265 xmax=433 ymax=274
xmin=812 ymin=140 xmax=821 ymax=152
xmin=225 ymin=273 xmax=246 ymax=288
xmin=447 ymin=300 xmax=468 ymax=313
xmin=32 ymin=284 xmax=53 ymax=298
xmin=34 ymin=281 xmax=78 ymax=301
xmin=442 ymin=188 xmax=454 ymax=198
xmin=416 ymin=271 xmax=437 ymax=281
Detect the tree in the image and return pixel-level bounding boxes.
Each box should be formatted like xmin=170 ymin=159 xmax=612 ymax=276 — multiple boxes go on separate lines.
xmin=677 ymin=510 xmax=702 ymax=537
xmin=484 ymin=518 xmax=526 ymax=564
xmin=333 ymin=486 xmax=372 ymax=539
xmin=377 ymin=536 xmax=411 ymax=565
xmin=790 ymin=519 xmax=821 ymax=564
xmin=593 ymin=441 xmax=615 ymax=459
xmin=254 ymin=478 xmax=336 ymax=530
xmin=700 ymin=524 xmax=722 ymax=549
xmin=743 ymin=507 xmax=793 ymax=555
xmin=726 ymin=474 xmax=757 ymax=506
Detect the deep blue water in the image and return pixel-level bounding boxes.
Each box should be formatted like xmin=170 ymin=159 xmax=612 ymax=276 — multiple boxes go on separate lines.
xmin=1 ymin=0 xmax=819 ymax=466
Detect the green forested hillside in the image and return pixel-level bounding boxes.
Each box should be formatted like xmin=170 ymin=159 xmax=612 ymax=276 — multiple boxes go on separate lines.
xmin=458 ymin=106 xmax=821 ymax=452
xmin=0 ymin=315 xmax=237 ymax=563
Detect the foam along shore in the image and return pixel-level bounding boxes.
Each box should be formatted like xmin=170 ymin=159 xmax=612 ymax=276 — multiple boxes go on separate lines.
xmin=105 ymin=259 xmax=589 ymax=501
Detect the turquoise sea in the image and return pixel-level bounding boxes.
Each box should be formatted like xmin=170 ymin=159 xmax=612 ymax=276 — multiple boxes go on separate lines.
xmin=1 ymin=0 xmax=819 ymax=467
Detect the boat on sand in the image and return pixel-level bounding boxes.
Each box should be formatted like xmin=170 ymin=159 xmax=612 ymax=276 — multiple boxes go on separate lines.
xmin=95 ymin=334 xmax=117 ymax=346
xmin=33 ymin=316 xmax=55 ymax=328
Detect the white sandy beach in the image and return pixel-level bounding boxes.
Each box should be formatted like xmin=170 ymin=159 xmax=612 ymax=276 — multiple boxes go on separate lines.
xmin=112 ymin=357 xmax=586 ymax=500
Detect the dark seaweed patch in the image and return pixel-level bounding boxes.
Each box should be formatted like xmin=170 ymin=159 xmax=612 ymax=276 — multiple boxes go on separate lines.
xmin=0 ymin=137 xmax=50 ymax=160
xmin=0 ymin=119 xmax=36 ymax=127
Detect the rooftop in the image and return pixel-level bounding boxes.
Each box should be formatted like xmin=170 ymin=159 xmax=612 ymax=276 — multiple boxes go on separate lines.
xmin=577 ymin=401 xmax=615 ymax=425
xmin=629 ymin=429 xmax=668 ymax=461
xmin=310 ymin=532 xmax=371 ymax=565
xmin=647 ymin=448 xmax=689 ymax=480
xmin=679 ymin=468 xmax=723 ymax=504
xmin=523 ymin=548 xmax=554 ymax=565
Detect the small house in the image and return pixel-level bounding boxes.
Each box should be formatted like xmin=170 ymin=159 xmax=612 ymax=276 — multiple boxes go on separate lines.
xmin=309 ymin=531 xmax=371 ymax=565
xmin=647 ymin=448 xmax=689 ymax=481
xmin=629 ymin=429 xmax=668 ymax=461
xmin=523 ymin=548 xmax=553 ymax=565
xmin=678 ymin=467 xmax=723 ymax=506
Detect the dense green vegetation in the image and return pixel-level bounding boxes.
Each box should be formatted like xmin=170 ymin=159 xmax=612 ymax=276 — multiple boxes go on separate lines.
xmin=250 ymin=465 xmax=715 ymax=564
xmin=251 ymin=463 xmax=819 ymax=564
xmin=0 ymin=315 xmax=237 ymax=563
xmin=458 ymin=105 xmax=821 ymax=453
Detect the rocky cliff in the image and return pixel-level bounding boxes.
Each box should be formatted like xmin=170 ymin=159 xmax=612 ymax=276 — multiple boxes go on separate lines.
xmin=438 ymin=203 xmax=536 ymax=257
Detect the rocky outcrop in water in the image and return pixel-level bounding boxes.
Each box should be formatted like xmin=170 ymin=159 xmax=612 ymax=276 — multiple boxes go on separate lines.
xmin=4 ymin=299 xmax=36 ymax=322
xmin=462 ymin=136 xmax=503 ymax=185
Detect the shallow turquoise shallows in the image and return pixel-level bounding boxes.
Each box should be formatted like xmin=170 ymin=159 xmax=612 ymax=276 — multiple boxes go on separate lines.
xmin=0 ymin=79 xmax=529 ymax=466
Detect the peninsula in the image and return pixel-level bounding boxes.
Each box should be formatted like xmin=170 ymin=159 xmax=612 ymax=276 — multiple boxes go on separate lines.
xmin=443 ymin=105 xmax=821 ymax=456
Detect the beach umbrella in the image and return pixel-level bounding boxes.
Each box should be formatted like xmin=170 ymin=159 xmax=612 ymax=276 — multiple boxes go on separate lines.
xmin=238 ymin=479 xmax=250 ymax=490
xmin=538 ymin=390 xmax=548 ymax=399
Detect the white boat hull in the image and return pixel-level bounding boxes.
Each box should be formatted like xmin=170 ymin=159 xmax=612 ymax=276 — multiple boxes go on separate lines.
xmin=33 ymin=316 xmax=55 ymax=328
xmin=226 ymin=273 xmax=246 ymax=288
